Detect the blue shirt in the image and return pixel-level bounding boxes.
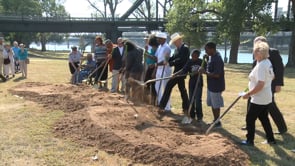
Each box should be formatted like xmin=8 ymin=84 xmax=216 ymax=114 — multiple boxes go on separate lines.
xmin=206 ymin=52 xmax=225 ymax=92
xmin=146 ymin=49 xmax=157 ymax=65
xmin=12 ymin=47 xmax=20 ymax=59
xmin=18 ymin=49 xmax=28 ymax=61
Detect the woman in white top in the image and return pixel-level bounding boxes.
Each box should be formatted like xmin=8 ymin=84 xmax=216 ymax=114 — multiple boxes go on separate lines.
xmin=241 ymin=41 xmax=276 ymax=146
xmin=3 ymin=43 xmax=15 ymax=78
xmin=68 ymin=46 xmax=82 ymax=84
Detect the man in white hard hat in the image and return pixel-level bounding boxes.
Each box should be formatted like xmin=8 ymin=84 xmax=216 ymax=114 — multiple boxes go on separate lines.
xmin=154 ymin=32 xmax=172 ymax=111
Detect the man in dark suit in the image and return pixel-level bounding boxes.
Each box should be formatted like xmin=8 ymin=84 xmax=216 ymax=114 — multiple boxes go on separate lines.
xmin=242 ymin=36 xmax=287 ymax=134
xmin=110 ymin=37 xmax=125 ymax=93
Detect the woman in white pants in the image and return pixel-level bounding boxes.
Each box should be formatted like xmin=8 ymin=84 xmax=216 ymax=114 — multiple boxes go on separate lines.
xmin=3 ymin=44 xmax=14 ymax=78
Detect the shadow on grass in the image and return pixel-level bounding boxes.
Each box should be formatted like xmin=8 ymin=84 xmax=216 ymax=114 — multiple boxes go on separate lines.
xmin=12 ymin=76 xmax=27 ymax=82
xmin=284 ymin=67 xmax=295 ymax=79
xmin=212 ymin=127 xmax=295 ymax=165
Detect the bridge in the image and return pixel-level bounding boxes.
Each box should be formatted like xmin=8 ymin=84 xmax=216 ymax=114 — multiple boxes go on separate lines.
xmin=0 ymin=15 xmax=167 ymax=41
xmin=0 ymin=0 xmax=293 ymax=42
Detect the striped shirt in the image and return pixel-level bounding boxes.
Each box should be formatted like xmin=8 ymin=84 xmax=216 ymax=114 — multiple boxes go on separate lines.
xmin=94 ymin=45 xmax=107 ymax=61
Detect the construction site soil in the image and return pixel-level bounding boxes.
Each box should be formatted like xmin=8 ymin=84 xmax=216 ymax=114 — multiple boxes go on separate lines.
xmin=9 ymin=82 xmax=249 ymax=166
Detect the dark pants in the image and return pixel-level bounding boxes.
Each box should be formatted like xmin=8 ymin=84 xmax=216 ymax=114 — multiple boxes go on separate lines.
xmin=268 ymin=95 xmax=287 ymax=133
xmin=189 ymin=79 xmax=203 ymax=119
xmin=126 ymin=72 xmax=142 ymax=100
xmin=159 ymin=76 xmax=189 ymax=111
xmin=69 ymin=62 xmax=79 ymax=74
xmin=246 ymin=103 xmax=275 ymax=143
xmin=247 ymin=94 xmax=287 ymax=133
xmin=145 ymin=67 xmax=157 ymax=105
xmin=94 ymin=61 xmax=108 ymax=83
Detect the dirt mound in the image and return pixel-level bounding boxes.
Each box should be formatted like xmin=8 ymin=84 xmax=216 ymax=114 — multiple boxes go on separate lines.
xmin=9 ymin=82 xmax=249 ymax=166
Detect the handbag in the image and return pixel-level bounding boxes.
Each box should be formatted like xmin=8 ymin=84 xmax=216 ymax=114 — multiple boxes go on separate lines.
xmin=25 ymin=58 xmax=30 ymax=64
xmin=4 ymin=58 xmax=10 ymax=65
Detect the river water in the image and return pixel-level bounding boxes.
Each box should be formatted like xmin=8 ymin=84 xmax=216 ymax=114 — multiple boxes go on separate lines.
xmin=30 ymin=43 xmax=288 ymax=65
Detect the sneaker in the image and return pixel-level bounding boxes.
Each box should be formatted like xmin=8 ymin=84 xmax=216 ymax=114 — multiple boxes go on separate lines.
xmin=93 ymin=84 xmax=99 ymax=89
xmin=274 ymin=130 xmax=287 ymax=135
xmin=215 ymin=122 xmax=222 ymax=128
xmin=240 ymin=140 xmax=254 ymax=146
xmin=181 ymin=116 xmax=192 ymax=124
xmin=261 ymin=140 xmax=276 ymax=145
xmin=196 ymin=118 xmax=203 ymax=122
xmin=291 ymin=149 xmax=295 ymax=153
xmin=241 ymin=126 xmax=247 ymax=130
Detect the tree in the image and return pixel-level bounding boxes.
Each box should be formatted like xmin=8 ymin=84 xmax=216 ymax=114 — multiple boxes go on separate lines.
xmin=87 ymin=0 xmax=123 ymax=19
xmin=0 ymin=0 xmax=68 ymax=51
xmin=165 ymin=0 xmax=207 ymax=48
xmin=38 ymin=0 xmax=68 ymax=51
xmin=166 ymin=0 xmax=276 ymax=64
xmin=286 ymin=0 xmax=295 ymax=67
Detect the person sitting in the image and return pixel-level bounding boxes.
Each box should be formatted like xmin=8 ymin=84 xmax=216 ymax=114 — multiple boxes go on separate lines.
xmin=78 ymin=53 xmax=96 ymax=83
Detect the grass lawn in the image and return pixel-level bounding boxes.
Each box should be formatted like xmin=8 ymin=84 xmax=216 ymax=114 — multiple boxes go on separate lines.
xmin=0 ymin=51 xmax=295 ymax=165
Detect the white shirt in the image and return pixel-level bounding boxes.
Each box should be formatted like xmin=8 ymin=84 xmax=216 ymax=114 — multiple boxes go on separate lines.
xmin=68 ymin=51 xmax=82 ymax=63
xmin=249 ymin=59 xmax=274 ymax=105
xmin=118 ymin=46 xmax=124 ymax=56
xmin=155 ymin=42 xmax=171 ymax=70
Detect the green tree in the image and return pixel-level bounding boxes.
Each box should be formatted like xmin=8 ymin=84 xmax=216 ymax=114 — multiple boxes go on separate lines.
xmin=0 ymin=0 xmax=42 ymax=45
xmin=0 ymin=0 xmax=68 ymax=51
xmin=165 ymin=0 xmax=207 ymax=48
xmin=166 ymin=0 xmax=276 ymax=64
xmin=286 ymin=0 xmax=295 ymax=67
xmin=39 ymin=0 xmax=68 ymax=51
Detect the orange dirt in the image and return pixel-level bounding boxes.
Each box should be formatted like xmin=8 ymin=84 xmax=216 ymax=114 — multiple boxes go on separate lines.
xmin=9 ymin=82 xmax=249 ymax=166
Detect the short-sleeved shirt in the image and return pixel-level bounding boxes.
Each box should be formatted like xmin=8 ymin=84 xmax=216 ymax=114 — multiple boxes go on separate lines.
xmin=146 ymin=49 xmax=157 ymax=65
xmin=68 ymin=51 xmax=82 ymax=63
xmin=156 ymin=42 xmax=171 ymax=64
xmin=206 ymin=52 xmax=225 ymax=92
xmin=94 ymin=45 xmax=107 ymax=61
xmin=249 ymin=59 xmax=274 ymax=105
xmin=12 ymin=47 xmax=20 ymax=59
xmin=182 ymin=58 xmax=203 ymax=87
xmin=155 ymin=42 xmax=171 ymax=72
xmin=18 ymin=49 xmax=28 ymax=61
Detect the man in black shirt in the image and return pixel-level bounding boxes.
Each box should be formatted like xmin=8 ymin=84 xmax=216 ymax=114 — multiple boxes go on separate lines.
xmin=158 ymin=33 xmax=190 ymax=114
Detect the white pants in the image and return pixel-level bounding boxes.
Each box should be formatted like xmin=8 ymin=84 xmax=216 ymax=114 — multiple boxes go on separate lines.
xmin=155 ymin=65 xmax=172 ymax=110
xmin=19 ymin=60 xmax=27 ymax=77
xmin=4 ymin=64 xmax=10 ymax=76
xmin=9 ymin=56 xmax=15 ymax=75
xmin=0 ymin=57 xmax=3 ymax=75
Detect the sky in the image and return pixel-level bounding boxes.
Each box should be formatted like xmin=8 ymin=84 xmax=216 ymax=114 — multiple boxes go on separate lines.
xmin=64 ymin=0 xmax=132 ymax=17
xmin=64 ymin=0 xmax=290 ymax=18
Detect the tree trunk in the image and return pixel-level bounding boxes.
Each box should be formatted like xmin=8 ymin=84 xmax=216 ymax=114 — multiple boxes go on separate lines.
xmin=286 ymin=28 xmax=295 ymax=67
xmin=229 ymin=31 xmax=240 ymax=64
xmin=41 ymin=33 xmax=47 ymax=52
xmin=286 ymin=0 xmax=295 ymax=67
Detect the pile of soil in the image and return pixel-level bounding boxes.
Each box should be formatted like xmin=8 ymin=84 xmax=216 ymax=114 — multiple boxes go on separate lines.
xmin=9 ymin=82 xmax=249 ymax=166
